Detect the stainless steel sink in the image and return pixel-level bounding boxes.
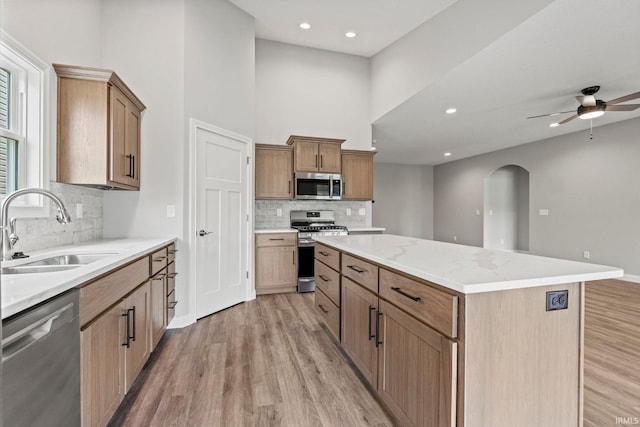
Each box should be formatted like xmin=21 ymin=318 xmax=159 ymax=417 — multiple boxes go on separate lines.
xmin=20 ymin=253 xmax=116 ymax=266
xmin=1 ymin=265 xmax=81 ymax=274
xmin=1 ymin=252 xmax=116 ymax=274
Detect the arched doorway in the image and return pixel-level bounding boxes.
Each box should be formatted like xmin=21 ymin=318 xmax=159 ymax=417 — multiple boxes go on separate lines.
xmin=483 ymin=165 xmax=530 ymax=252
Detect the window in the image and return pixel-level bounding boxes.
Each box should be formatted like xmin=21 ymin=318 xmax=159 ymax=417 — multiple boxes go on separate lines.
xmin=0 ymin=31 xmax=50 ymax=216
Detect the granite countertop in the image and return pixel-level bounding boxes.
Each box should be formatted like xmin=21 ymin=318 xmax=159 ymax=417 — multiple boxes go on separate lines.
xmin=315 ymin=234 xmax=623 ymax=294
xmin=255 ymin=229 xmax=298 ymax=234
xmin=1 ymin=238 xmax=176 ymax=319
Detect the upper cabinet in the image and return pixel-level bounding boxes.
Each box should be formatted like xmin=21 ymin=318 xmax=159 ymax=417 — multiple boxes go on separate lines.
xmin=255 ymin=144 xmax=293 ymax=199
xmin=341 ymin=150 xmax=375 ymax=201
xmin=54 ymin=64 xmax=146 ymax=190
xmin=286 ymin=135 xmax=344 ymax=173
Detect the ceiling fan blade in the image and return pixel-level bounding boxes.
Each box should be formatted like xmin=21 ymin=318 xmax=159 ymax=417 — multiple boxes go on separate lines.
xmin=526 ymin=110 xmax=575 ymax=119
xmin=558 ymin=114 xmax=578 ymax=125
xmin=606 ymin=104 xmax=640 ymax=111
xmin=607 ymin=91 xmax=640 ymax=105
xmin=576 ymin=95 xmax=596 ymax=106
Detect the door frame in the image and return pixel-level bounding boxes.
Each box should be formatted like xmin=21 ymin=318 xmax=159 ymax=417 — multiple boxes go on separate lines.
xmin=185 ymin=118 xmax=254 ymax=326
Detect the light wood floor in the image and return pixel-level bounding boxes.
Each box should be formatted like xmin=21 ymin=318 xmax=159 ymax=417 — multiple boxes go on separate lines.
xmin=109 ymin=292 xmax=395 ymax=427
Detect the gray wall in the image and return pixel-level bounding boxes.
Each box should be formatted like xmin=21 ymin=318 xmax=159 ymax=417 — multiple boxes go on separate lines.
xmin=434 ymin=117 xmax=640 ymax=274
xmin=373 ymin=163 xmax=433 ymax=238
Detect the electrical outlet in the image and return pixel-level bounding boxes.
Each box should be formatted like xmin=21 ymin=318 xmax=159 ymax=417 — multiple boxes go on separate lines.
xmin=453 ymin=235 xmax=457 ymax=241
xmin=166 ymin=205 xmax=176 ymax=218
xmin=583 ymin=251 xmax=590 ymax=259
xmin=346 ymin=208 xmax=351 ymax=216
xmin=276 ymin=208 xmax=282 ymax=217
xmin=539 ymin=209 xmax=549 ymax=216
xmin=358 ymin=208 xmax=366 ymax=216
xmin=546 ymin=290 xmax=569 ymax=311
xmin=76 ymin=203 xmax=83 ymax=219
xmin=476 ymin=209 xmax=480 ymax=215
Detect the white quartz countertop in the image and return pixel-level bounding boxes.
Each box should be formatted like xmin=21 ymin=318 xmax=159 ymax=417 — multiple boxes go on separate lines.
xmin=348 ymin=227 xmax=386 ymax=232
xmin=315 ymin=234 xmax=623 ymax=294
xmin=1 ymin=238 xmax=176 ymax=319
xmin=254 ymin=229 xmax=298 ymax=234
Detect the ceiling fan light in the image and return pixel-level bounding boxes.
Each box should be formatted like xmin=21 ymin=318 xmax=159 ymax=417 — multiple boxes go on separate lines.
xmin=578 ymin=100 xmax=606 ymax=120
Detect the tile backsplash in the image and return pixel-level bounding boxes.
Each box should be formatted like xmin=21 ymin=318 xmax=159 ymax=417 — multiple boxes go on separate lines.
xmin=10 ymin=182 xmax=104 ymax=254
xmin=255 ymin=200 xmax=372 ymax=229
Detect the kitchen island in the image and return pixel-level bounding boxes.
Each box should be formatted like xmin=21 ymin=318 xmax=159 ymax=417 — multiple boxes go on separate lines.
xmin=313 ymin=234 xmax=622 ymax=427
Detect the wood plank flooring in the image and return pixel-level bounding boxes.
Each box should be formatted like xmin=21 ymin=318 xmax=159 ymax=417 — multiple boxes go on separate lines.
xmin=109 ymin=292 xmax=395 ymax=427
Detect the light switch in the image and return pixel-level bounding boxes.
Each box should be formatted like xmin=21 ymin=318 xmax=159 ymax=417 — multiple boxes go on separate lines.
xmin=276 ymin=208 xmax=282 ymax=217
xmin=346 ymin=208 xmax=351 ymax=216
xmin=167 ymin=205 xmax=176 ymax=218
xmin=76 ymin=203 xmax=83 ymax=219
xmin=539 ymin=209 xmax=549 ymax=216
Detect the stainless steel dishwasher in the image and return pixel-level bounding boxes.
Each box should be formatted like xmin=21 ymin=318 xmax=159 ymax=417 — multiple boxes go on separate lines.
xmin=2 ymin=288 xmax=80 ymax=427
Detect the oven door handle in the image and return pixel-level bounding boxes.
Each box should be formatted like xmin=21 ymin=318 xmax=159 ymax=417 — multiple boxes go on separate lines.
xmin=298 ymin=239 xmax=315 ymax=247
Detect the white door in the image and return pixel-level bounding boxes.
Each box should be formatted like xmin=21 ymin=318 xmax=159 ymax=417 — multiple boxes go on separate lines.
xmin=194 ymin=124 xmax=249 ymax=319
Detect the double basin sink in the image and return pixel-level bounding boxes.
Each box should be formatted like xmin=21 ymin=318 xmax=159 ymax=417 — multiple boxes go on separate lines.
xmin=1 ymin=253 xmax=116 ymax=275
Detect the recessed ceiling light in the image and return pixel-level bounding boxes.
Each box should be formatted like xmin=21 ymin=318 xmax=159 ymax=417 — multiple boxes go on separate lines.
xmin=445 ymin=108 xmax=457 ymax=114
xmin=345 ymin=31 xmax=357 ymax=38
xmin=549 ymin=122 xmax=560 ymax=128
xmin=299 ymin=22 xmax=311 ymax=30
xmin=444 ymin=152 xmax=452 ymax=157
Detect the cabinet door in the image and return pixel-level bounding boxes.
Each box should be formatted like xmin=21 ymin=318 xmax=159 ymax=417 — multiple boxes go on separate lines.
xmin=255 ymin=145 xmax=293 ymax=199
xmin=294 ymin=141 xmax=319 ymax=172
xmin=342 ymin=151 xmax=374 ymax=200
xmin=255 ymin=245 xmax=297 ymax=294
xmin=150 ymin=273 xmax=167 ymax=351
xmin=377 ymin=300 xmax=457 ymax=427
xmin=109 ymin=86 xmax=140 ymax=189
xmin=341 ymin=277 xmax=379 ymax=387
xmin=318 ymin=143 xmax=341 ymax=173
xmin=81 ymin=302 xmax=125 ymax=427
xmin=124 ymin=282 xmax=150 ymax=393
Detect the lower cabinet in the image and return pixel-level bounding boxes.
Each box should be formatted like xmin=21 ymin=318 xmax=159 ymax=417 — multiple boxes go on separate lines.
xmin=255 ymin=233 xmax=297 ymax=295
xmin=341 ymin=277 xmax=380 ymax=387
xmin=81 ymin=302 xmax=125 ymax=427
xmin=124 ymin=282 xmax=151 ymax=393
xmin=150 ymin=271 xmax=167 ymax=350
xmin=377 ymin=300 xmax=456 ymax=427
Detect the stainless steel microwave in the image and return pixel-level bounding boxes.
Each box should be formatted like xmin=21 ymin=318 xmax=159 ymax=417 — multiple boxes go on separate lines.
xmin=294 ymin=172 xmax=342 ymax=200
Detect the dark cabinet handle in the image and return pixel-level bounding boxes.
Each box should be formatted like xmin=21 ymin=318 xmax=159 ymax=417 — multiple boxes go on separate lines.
xmin=347 ymin=265 xmax=365 ymax=274
xmin=289 ymin=180 xmax=292 ymax=195
xmin=293 ymin=250 xmax=295 ymax=265
xmin=368 ymin=305 xmax=375 ymax=341
xmin=320 ymin=154 xmax=323 ymax=168
xmin=391 ymin=287 xmax=421 ymax=302
xmin=169 ymin=249 xmax=178 ymax=254
xmin=318 ymin=251 xmax=329 ymax=257
xmin=315 ymin=154 xmax=318 ymax=168
xmin=168 ymin=272 xmax=178 ymax=279
xmin=126 ymin=154 xmax=134 ymax=178
xmin=375 ymin=311 xmax=383 ymax=348
xmin=131 ymin=306 xmax=136 ymax=342
xmin=168 ymin=301 xmax=178 ymax=310
xmin=154 ymin=256 xmax=166 ymax=262
xmin=269 ymin=238 xmax=285 ymax=241
xmin=318 ymin=304 xmax=329 ymax=314
xmin=122 ymin=310 xmax=131 ymax=348
xmin=153 ymin=274 xmax=166 ymax=281
xmin=318 ymin=275 xmax=329 ymax=282
xmin=132 ymin=154 xmax=135 ymax=179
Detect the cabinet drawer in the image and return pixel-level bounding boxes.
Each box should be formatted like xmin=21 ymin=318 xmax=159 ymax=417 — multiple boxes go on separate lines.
xmin=315 ymin=243 xmax=340 ymax=271
xmin=315 ymin=260 xmax=340 ymax=306
xmin=315 ymin=289 xmax=340 ymax=341
xmin=167 ymin=290 xmax=177 ymax=324
xmin=167 ymin=243 xmax=177 ymax=264
xmin=342 ymin=253 xmax=379 ymax=293
xmin=167 ymin=262 xmax=177 ymax=295
xmin=256 ymin=233 xmax=296 ymax=247
xmin=79 ymin=257 xmax=149 ymax=328
xmin=150 ymin=247 xmax=168 ymax=276
xmin=379 ymin=269 xmax=458 ymax=339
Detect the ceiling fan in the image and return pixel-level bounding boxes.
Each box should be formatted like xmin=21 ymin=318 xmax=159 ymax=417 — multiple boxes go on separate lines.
xmin=527 ymin=86 xmax=640 ymax=125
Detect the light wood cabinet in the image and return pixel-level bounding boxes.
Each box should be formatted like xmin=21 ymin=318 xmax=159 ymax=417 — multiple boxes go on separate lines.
xmin=341 ymin=277 xmax=379 ymax=387
xmin=255 ymin=144 xmax=293 ymax=199
xmin=341 ymin=150 xmax=375 ymax=201
xmin=377 ymin=300 xmax=456 ymax=427
xmin=286 ymin=135 xmax=344 ymax=173
xmin=54 ymin=64 xmax=145 ymax=190
xmin=80 ymin=302 xmax=125 ymax=427
xmin=167 ymin=261 xmax=178 ymax=325
xmin=150 ymin=271 xmax=167 ymax=351
xmin=123 ymin=282 xmax=150 ymax=393
xmin=255 ymin=233 xmax=297 ymax=295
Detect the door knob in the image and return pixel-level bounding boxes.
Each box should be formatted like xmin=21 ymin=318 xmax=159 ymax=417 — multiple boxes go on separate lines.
xmin=198 ymin=230 xmax=212 ymax=237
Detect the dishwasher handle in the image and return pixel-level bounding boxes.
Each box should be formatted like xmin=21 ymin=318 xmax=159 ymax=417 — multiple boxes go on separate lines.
xmin=2 ymin=303 xmax=75 ymax=363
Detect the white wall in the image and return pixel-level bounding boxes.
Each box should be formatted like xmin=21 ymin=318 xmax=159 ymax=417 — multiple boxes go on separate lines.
xmin=373 ymin=163 xmax=433 ymax=239
xmin=255 ymin=39 xmax=371 ymax=150
xmin=434 ymin=117 xmax=640 ymax=274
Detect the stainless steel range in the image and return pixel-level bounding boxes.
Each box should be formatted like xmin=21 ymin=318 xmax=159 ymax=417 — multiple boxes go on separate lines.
xmin=291 ymin=210 xmax=348 ymax=292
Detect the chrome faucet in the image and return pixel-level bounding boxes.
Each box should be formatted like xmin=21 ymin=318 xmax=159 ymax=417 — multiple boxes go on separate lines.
xmin=1 ymin=188 xmax=72 ymax=261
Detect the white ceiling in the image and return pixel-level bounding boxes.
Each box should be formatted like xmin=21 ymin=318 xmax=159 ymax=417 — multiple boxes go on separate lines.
xmin=229 ymin=0 xmax=457 ymax=57
xmin=231 ymin=0 xmax=640 ymax=165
